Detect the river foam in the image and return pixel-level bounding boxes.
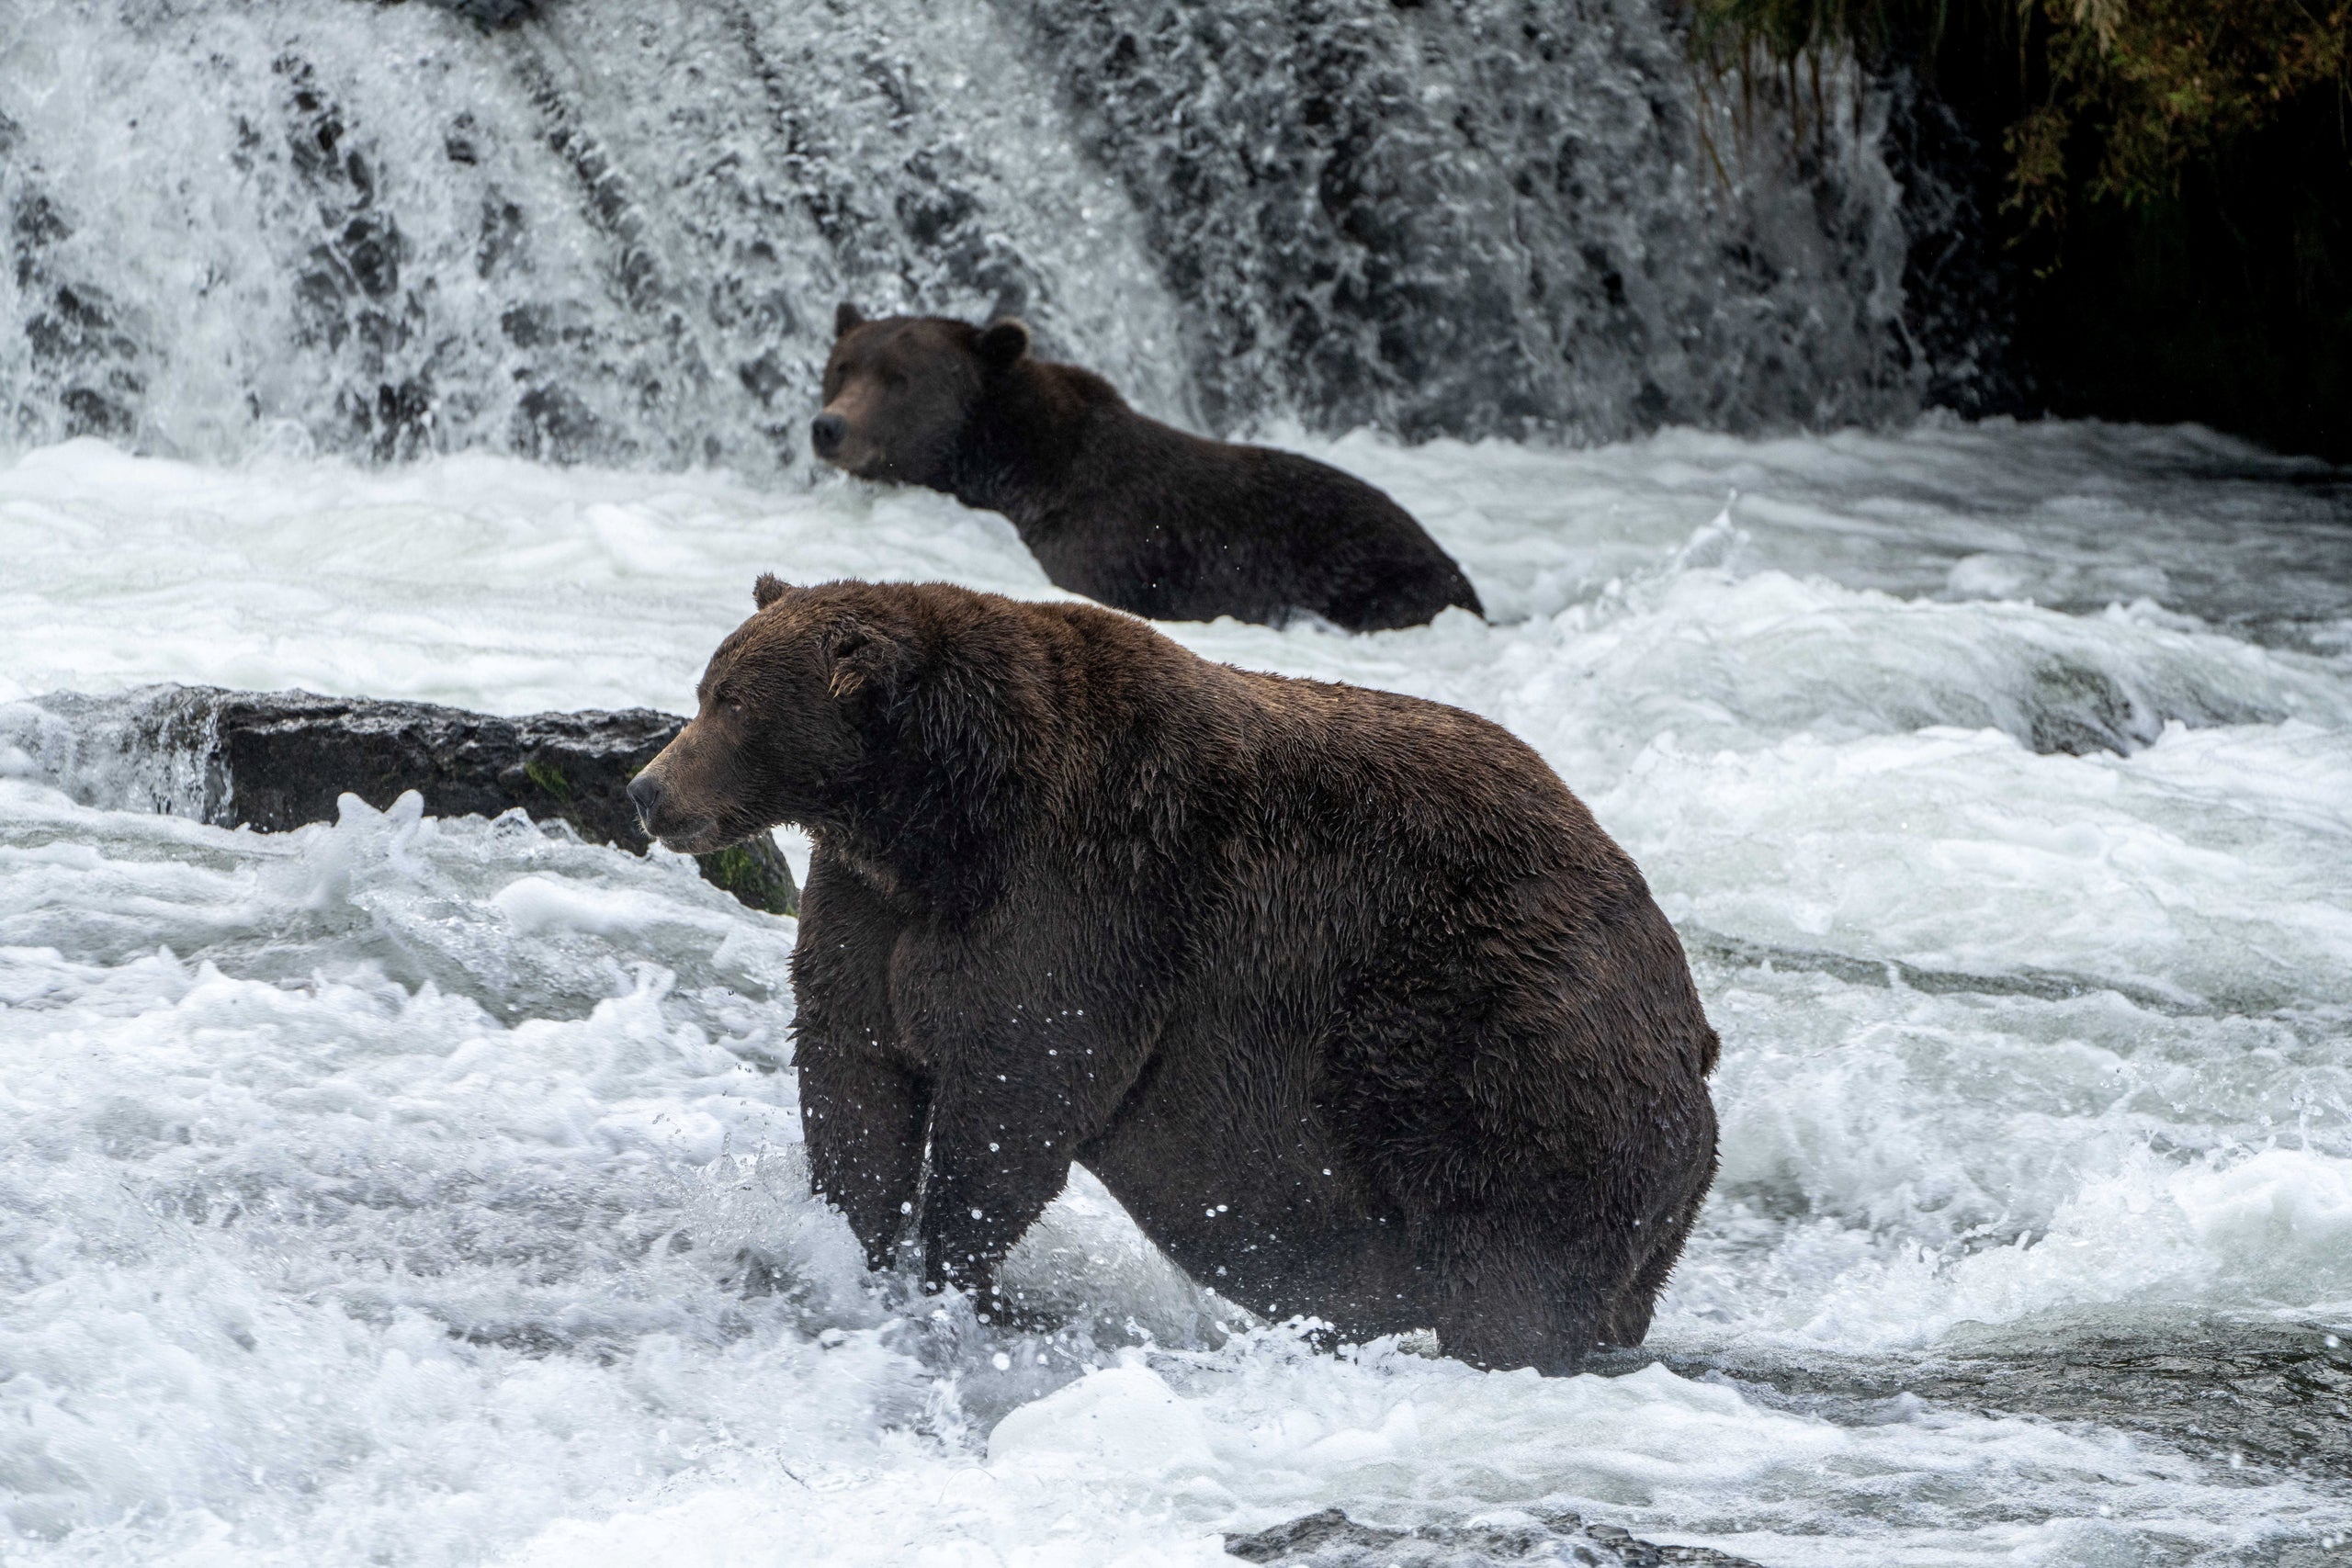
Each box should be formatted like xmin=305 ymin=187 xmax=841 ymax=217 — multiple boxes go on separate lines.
xmin=3 ymin=422 xmax=2348 ymax=1564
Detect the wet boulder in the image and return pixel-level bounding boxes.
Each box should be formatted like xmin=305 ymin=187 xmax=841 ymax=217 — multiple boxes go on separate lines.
xmin=1224 ymin=1506 xmax=1765 ymax=1566
xmin=6 ymin=684 xmax=797 ymax=915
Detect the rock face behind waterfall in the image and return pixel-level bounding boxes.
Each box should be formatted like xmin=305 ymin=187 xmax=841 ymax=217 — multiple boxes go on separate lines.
xmin=2 ymin=0 xmax=1935 ymax=468
xmin=3 ymin=686 xmax=798 ymax=915
xmin=1012 ymin=0 xmax=1919 ymax=442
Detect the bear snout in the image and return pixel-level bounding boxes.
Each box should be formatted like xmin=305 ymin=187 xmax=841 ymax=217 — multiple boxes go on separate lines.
xmin=810 ymin=412 xmax=847 ymax=462
xmin=628 ymin=752 xmax=726 ymax=851
xmin=627 ymin=769 xmax=667 ymax=834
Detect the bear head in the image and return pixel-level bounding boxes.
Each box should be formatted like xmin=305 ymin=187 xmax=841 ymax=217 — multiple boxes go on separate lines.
xmin=810 ymin=304 xmax=1031 ymax=488
xmin=628 ymin=574 xmax=922 ymax=856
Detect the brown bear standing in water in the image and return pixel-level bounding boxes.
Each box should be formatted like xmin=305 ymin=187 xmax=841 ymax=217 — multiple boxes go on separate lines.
xmin=629 ymin=578 xmax=1718 ymax=1374
xmin=810 ymin=305 xmax=1484 ymax=632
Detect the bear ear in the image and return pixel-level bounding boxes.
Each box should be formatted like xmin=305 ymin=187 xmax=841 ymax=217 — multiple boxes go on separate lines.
xmin=976 ymin=318 xmax=1031 ymax=374
xmin=752 ymin=572 xmax=796 ymax=610
xmin=834 ymin=301 xmax=865 ymax=337
xmin=823 ymin=616 xmax=912 ymax=708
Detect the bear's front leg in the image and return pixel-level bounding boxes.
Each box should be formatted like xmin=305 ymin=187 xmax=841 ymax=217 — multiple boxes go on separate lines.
xmin=917 ymin=1067 xmax=1080 ymax=1315
xmin=799 ymin=1042 xmax=931 ymax=1271
xmin=792 ymin=841 xmax=924 ymax=1272
xmin=894 ymin=896 xmax=1174 ymax=1315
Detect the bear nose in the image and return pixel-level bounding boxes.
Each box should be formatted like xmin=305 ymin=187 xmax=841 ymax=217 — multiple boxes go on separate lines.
xmin=628 ymin=771 xmax=664 ymax=831
xmin=810 ymin=412 xmax=846 ymax=458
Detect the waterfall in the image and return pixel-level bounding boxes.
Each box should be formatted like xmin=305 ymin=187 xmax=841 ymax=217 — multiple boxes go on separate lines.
xmin=3 ymin=0 xmax=1928 ymax=471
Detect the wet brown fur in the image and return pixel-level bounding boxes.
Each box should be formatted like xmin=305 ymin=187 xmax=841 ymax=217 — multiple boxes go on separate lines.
xmin=632 ymin=577 xmax=1718 ymax=1373
xmin=816 ymin=306 xmax=1485 ymax=633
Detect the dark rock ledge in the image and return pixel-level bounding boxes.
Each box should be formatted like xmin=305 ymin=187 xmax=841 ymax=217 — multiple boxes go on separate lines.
xmin=1225 ymin=1506 xmax=1766 ymax=1567
xmin=6 ymin=685 xmax=797 ymax=915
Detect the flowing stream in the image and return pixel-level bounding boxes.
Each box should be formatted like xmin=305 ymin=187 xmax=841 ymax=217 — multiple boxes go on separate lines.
xmin=3 ymin=423 xmax=2348 ymax=1566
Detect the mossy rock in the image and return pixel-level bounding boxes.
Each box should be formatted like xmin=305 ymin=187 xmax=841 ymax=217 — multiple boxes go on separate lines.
xmin=83 ymin=685 xmax=804 ymax=918
xmin=694 ymin=836 xmax=800 ymax=918
xmin=523 ymin=756 xmax=574 ymax=803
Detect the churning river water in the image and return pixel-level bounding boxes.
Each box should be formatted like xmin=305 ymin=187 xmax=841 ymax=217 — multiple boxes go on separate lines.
xmin=2 ymin=420 xmax=2349 ymax=1566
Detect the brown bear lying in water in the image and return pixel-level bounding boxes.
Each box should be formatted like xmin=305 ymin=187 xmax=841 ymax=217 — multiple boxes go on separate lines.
xmin=629 ymin=578 xmax=1717 ymax=1373
xmin=811 ymin=305 xmax=1484 ymax=633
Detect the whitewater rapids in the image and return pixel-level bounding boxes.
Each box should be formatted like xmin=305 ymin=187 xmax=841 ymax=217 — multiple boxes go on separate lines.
xmin=2 ymin=420 xmax=2348 ymax=1566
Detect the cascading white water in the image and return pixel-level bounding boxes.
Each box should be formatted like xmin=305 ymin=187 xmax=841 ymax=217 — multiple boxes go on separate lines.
xmin=1 ymin=0 xmax=1192 ymax=468
xmin=3 ymin=0 xmax=1920 ymax=469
